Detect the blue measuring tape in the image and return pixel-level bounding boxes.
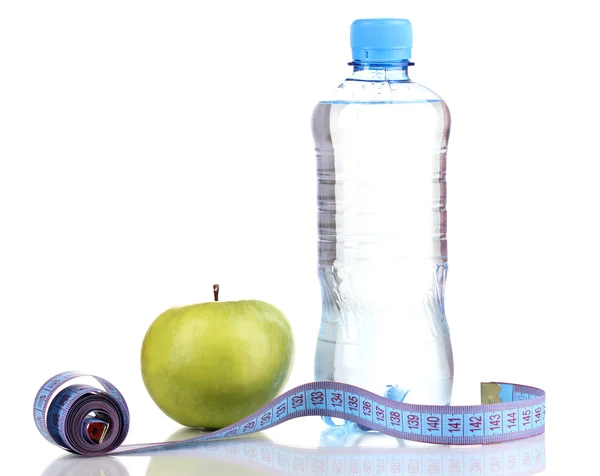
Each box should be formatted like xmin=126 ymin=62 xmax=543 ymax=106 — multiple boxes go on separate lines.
xmin=34 ymin=371 xmax=545 ymax=456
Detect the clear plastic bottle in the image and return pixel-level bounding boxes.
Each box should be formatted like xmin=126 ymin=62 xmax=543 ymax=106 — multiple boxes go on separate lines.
xmin=313 ymin=19 xmax=454 ymax=422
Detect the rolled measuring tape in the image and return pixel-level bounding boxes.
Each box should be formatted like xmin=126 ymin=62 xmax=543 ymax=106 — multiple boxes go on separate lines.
xmin=34 ymin=371 xmax=545 ymax=456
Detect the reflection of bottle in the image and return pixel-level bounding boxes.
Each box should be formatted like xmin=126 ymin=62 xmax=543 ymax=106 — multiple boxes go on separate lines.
xmin=313 ymin=18 xmax=454 ymax=416
xmin=41 ymin=430 xmax=546 ymax=476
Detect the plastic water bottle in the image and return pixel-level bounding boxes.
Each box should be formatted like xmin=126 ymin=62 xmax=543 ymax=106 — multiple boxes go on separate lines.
xmin=313 ymin=19 xmax=454 ymax=424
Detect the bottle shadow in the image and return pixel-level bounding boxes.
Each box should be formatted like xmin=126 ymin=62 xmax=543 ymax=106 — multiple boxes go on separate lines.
xmin=41 ymin=425 xmax=546 ymax=475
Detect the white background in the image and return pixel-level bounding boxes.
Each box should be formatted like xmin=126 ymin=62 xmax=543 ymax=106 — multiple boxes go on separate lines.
xmin=1 ymin=1 xmax=598 ymax=474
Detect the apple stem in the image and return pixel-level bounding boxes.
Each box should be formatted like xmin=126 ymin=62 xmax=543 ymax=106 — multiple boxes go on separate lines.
xmin=213 ymin=284 xmax=219 ymax=302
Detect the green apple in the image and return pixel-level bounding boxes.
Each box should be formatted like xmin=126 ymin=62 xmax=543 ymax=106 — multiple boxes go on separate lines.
xmin=141 ymin=285 xmax=294 ymax=429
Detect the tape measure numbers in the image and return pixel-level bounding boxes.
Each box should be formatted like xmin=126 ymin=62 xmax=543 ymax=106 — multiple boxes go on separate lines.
xmin=34 ymin=371 xmax=545 ymax=456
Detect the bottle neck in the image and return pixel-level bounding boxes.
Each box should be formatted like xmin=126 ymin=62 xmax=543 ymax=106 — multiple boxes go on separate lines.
xmin=348 ymin=61 xmax=412 ymax=81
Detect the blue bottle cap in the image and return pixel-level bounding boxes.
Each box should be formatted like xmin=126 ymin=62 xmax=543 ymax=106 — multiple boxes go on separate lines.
xmin=350 ymin=18 xmax=412 ymax=63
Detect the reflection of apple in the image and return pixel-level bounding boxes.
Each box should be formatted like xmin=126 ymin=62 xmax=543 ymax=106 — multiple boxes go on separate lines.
xmin=145 ymin=428 xmax=273 ymax=476
xmin=141 ymin=285 xmax=294 ymax=429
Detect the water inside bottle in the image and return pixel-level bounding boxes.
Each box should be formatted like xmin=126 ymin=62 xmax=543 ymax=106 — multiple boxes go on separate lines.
xmin=314 ymin=100 xmax=454 ymax=414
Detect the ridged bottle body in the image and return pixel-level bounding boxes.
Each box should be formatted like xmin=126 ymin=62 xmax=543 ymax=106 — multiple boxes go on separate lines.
xmin=313 ymin=66 xmax=454 ymax=409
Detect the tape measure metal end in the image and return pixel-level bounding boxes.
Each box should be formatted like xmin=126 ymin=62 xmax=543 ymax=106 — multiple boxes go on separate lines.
xmin=84 ymin=413 xmax=110 ymax=445
xmin=481 ymin=382 xmax=502 ymax=404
